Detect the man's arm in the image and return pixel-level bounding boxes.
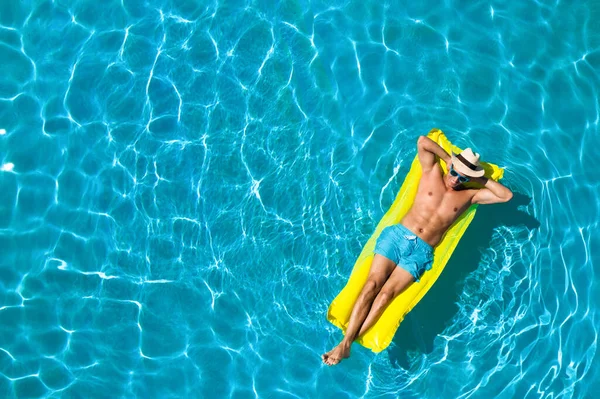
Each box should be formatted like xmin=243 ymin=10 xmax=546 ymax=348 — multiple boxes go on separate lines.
xmin=417 ymin=136 xmax=451 ymax=172
xmin=471 ymin=177 xmax=513 ymax=204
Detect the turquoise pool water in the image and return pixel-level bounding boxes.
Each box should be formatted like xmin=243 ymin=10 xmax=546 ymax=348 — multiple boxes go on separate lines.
xmin=1 ymin=0 xmax=599 ymax=397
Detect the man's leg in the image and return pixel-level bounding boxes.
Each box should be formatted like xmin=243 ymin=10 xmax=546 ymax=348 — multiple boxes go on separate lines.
xmin=322 ymin=254 xmax=396 ymax=366
xmin=356 ymin=265 xmax=414 ymax=337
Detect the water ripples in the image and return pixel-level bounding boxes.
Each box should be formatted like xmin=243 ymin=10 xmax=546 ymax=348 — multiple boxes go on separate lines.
xmin=0 ymin=0 xmax=599 ymax=397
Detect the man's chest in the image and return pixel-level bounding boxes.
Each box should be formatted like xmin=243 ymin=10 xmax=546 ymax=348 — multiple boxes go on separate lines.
xmin=415 ymin=177 xmax=473 ymax=216
xmin=416 ymin=189 xmax=471 ymax=214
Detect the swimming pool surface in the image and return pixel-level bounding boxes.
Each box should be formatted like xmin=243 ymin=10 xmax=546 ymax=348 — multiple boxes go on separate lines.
xmin=1 ymin=0 xmax=599 ymax=397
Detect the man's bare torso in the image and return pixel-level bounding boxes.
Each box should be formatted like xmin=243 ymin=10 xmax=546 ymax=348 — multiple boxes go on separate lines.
xmin=401 ymin=163 xmax=476 ymax=247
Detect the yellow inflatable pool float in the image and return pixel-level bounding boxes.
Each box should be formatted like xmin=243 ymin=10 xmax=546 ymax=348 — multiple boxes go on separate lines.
xmin=327 ymin=128 xmax=504 ymax=353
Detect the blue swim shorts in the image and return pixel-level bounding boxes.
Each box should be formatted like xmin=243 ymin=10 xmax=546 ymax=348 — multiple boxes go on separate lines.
xmin=374 ymin=224 xmax=434 ymax=282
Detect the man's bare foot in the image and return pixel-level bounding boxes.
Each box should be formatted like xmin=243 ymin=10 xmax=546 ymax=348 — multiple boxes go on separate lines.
xmin=321 ymin=342 xmax=351 ymax=366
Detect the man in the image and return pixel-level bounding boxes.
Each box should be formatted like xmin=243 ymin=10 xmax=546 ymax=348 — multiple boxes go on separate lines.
xmin=322 ymin=135 xmax=513 ymax=366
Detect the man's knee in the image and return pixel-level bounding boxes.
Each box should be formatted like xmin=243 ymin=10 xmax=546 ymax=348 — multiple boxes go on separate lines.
xmin=362 ymin=279 xmax=381 ymax=297
xmin=374 ymin=290 xmax=395 ymax=309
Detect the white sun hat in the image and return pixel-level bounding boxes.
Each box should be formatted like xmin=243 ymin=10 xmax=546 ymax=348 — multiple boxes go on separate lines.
xmin=451 ymin=148 xmax=485 ymax=178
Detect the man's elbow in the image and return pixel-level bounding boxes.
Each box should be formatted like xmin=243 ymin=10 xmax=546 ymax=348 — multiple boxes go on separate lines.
xmin=417 ymin=135 xmax=427 ymax=148
xmin=502 ymin=190 xmax=513 ymax=202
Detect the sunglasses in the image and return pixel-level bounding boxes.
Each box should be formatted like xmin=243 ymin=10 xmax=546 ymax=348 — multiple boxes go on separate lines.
xmin=449 ymin=165 xmax=471 ymax=183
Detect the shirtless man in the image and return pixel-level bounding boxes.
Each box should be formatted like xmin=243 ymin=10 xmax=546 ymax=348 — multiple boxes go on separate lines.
xmin=322 ymin=135 xmax=513 ymax=366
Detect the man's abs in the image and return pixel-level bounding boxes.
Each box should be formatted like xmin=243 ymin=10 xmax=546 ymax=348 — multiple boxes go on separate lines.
xmin=400 ymin=211 xmax=448 ymax=247
xmin=400 ymin=190 xmax=472 ymax=247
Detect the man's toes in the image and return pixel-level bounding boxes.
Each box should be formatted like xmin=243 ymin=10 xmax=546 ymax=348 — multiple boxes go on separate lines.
xmin=321 ymin=354 xmax=328 ymax=363
xmin=326 ymin=356 xmax=338 ymax=366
